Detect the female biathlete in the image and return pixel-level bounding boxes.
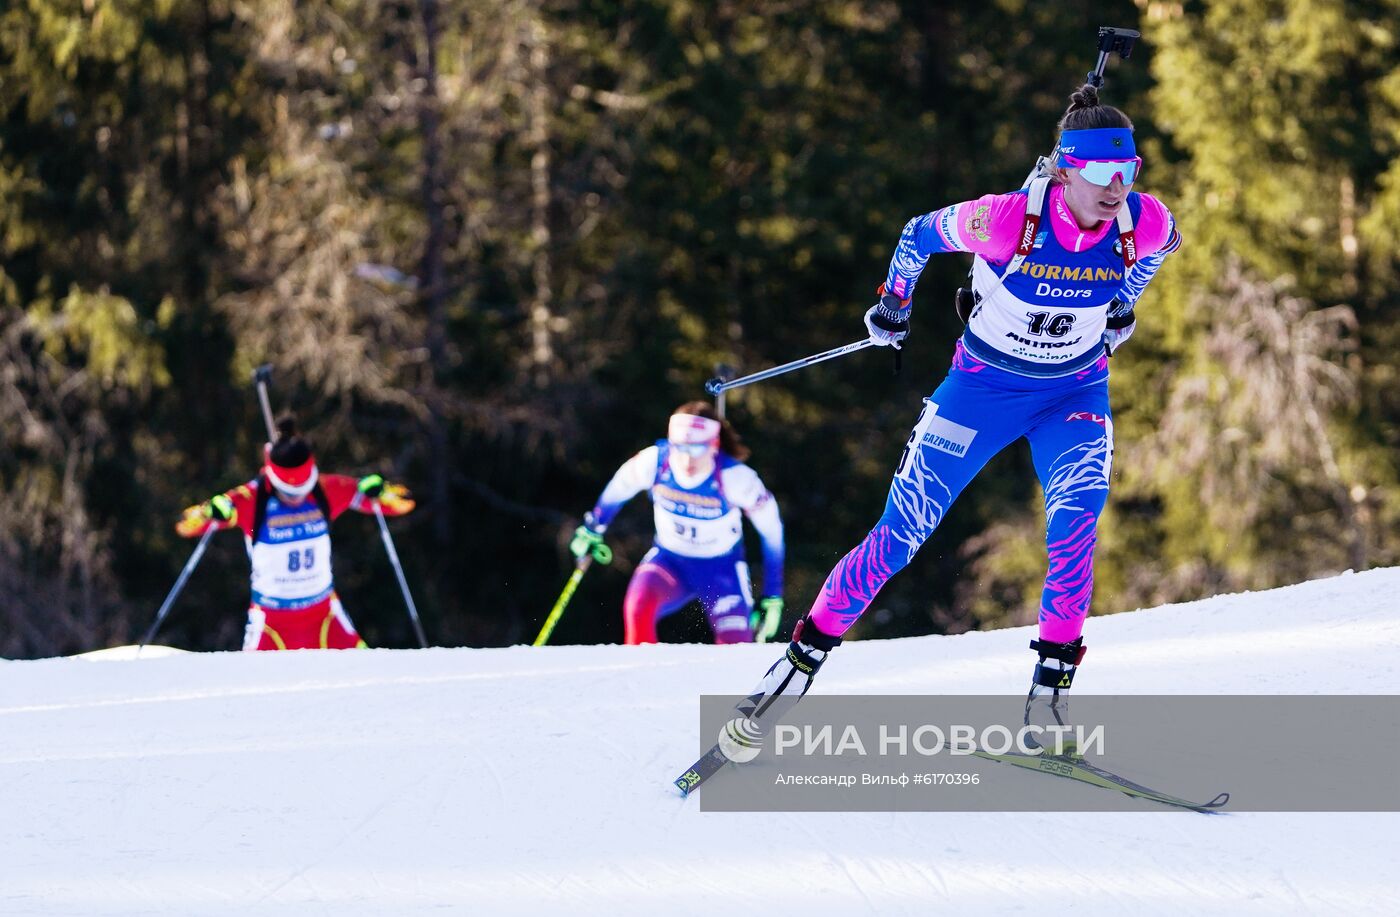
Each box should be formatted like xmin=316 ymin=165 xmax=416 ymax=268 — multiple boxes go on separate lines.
xmin=175 ymin=417 xmax=415 ymax=650
xmin=721 ymin=85 xmax=1182 ymax=756
xmin=572 ymin=402 xmax=785 ymax=645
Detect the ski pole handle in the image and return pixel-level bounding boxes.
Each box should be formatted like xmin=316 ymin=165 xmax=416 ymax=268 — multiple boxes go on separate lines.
xmin=705 ymin=338 xmax=878 ymax=396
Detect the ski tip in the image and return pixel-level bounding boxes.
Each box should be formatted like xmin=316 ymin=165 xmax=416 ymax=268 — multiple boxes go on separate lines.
xmin=704 ymin=377 xmax=723 ymax=396
xmin=673 ymin=763 xmax=711 ymax=797
xmin=1204 ymin=791 xmax=1230 ymax=809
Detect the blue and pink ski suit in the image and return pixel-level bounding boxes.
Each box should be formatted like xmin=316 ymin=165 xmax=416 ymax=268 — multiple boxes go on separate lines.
xmin=808 ymin=181 xmax=1181 ymax=643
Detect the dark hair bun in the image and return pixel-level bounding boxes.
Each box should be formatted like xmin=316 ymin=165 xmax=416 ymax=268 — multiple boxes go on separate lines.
xmin=268 ymin=414 xmax=312 ymax=468
xmin=1058 ymin=83 xmax=1131 ymax=132
xmin=1068 ymin=84 xmax=1100 ymax=113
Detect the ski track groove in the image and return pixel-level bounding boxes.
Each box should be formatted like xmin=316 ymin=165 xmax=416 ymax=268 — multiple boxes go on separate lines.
xmin=252 ymin=750 xmax=420 ymax=909
xmin=827 ymin=849 xmax=878 ymax=914
xmin=1272 ymin=868 xmax=1314 ymax=915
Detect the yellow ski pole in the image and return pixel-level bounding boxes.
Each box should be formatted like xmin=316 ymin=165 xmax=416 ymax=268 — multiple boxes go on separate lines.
xmin=533 ymin=540 xmax=612 ymax=646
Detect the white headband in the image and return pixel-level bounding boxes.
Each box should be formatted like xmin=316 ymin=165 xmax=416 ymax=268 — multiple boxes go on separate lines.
xmin=264 ymin=462 xmax=319 ymax=498
xmin=668 ymin=413 xmax=721 ymax=445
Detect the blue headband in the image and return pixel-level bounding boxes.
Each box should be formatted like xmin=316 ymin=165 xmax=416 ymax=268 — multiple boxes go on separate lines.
xmin=1055 ymin=127 xmax=1136 ymax=163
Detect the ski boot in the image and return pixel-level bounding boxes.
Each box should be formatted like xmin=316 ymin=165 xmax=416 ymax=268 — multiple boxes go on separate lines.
xmin=1023 ymin=636 xmax=1086 ymax=758
xmin=718 ymin=614 xmax=842 ymax=763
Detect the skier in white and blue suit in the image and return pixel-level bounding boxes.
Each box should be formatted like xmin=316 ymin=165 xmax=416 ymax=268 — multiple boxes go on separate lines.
xmin=571 ymin=402 xmax=786 ymax=645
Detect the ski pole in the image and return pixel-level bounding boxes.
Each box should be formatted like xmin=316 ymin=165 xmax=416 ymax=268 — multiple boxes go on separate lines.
xmin=533 ymin=537 xmax=612 ymax=646
xmin=139 ymin=526 xmax=217 ymax=651
xmin=373 ymin=502 xmax=428 ymax=648
xmin=704 ymin=339 xmax=878 ymax=396
xmin=532 ymin=558 xmax=591 ymax=647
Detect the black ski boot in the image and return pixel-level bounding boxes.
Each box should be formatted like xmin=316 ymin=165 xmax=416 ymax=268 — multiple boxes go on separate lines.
xmin=1023 ymin=636 xmax=1086 ymax=757
xmin=718 ymin=614 xmax=843 ymax=763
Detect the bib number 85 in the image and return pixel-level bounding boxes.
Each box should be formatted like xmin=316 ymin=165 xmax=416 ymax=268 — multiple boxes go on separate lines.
xmin=287 ymin=548 xmax=315 ymax=572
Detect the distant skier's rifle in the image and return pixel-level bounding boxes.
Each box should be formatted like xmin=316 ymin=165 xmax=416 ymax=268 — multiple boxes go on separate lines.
xmin=255 ymin=364 xmax=428 ymax=648
xmin=712 ymin=362 xmax=734 ymax=418
xmin=253 ymin=363 xmax=278 ymax=439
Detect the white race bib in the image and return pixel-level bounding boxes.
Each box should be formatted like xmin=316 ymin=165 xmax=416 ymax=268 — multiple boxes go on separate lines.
xmin=250 ymin=532 xmax=333 ymax=604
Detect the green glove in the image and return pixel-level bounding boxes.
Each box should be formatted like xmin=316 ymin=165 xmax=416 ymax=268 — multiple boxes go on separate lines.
xmin=206 ymin=493 xmax=235 ymax=522
xmin=357 ymin=474 xmax=386 ymax=498
xmin=752 ymin=596 xmax=784 ymax=642
xmin=569 ymin=524 xmax=612 ymax=565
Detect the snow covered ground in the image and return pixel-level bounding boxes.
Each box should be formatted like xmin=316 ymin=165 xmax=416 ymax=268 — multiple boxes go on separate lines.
xmin=3 ymin=568 xmax=1398 ymax=916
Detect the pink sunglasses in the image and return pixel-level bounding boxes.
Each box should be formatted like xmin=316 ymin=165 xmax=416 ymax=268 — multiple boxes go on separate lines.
xmin=1059 ymin=153 xmax=1143 ymax=187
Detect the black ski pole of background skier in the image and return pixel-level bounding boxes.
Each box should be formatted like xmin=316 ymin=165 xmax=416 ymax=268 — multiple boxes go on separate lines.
xmin=705 ymin=338 xmax=878 ymax=396
xmin=254 ymin=365 xmax=428 ymax=648
xmin=139 ymin=525 xmax=216 ymax=651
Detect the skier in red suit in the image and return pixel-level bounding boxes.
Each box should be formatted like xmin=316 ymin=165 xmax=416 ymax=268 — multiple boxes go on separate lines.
xmin=176 ymin=417 xmax=414 ymax=650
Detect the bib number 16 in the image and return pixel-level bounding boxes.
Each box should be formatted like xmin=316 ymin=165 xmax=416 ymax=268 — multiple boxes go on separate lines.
xmin=1026 ymin=311 xmax=1075 ymax=337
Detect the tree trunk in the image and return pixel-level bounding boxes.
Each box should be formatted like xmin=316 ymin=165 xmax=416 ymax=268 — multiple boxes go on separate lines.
xmin=527 ymin=13 xmax=554 ymax=387
xmin=417 ymin=0 xmax=452 ymax=545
